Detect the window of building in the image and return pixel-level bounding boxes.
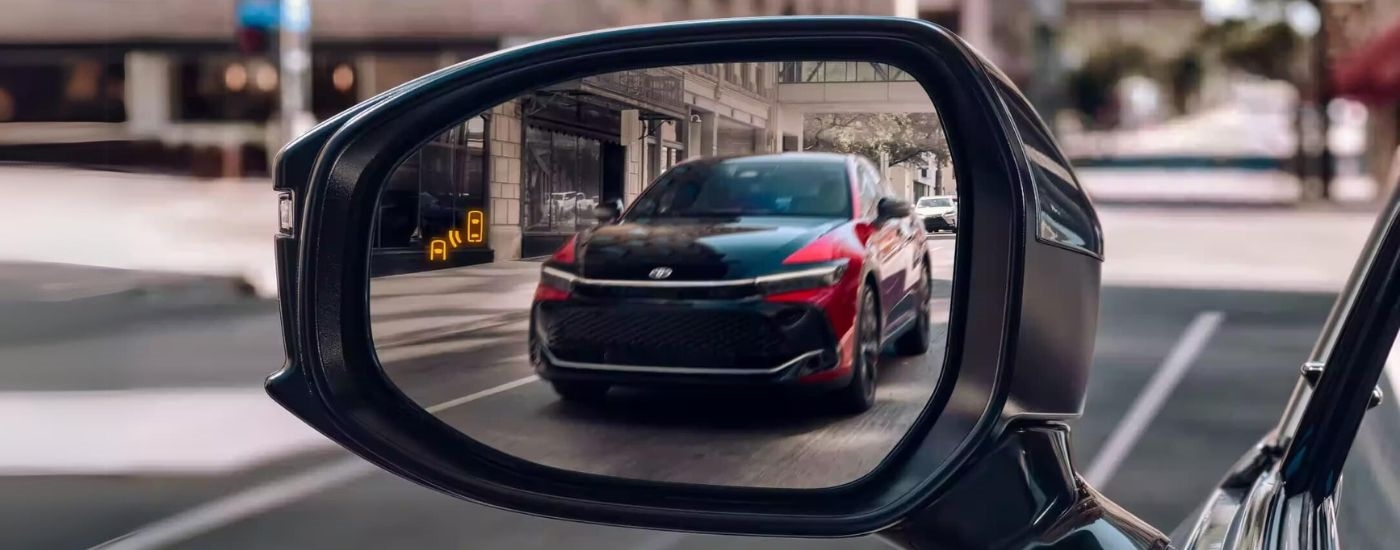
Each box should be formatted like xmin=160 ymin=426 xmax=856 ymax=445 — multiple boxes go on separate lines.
xmin=312 ymin=57 xmax=359 ymax=120
xmin=777 ymin=62 xmax=915 ymax=83
xmin=0 ymin=59 xmax=125 ymax=122
xmin=716 ymin=117 xmax=761 ymax=156
xmin=174 ymin=53 xmax=362 ymax=122
xmin=374 ymin=116 xmax=489 ymax=250
xmin=173 ymin=56 xmax=278 ymax=122
xmin=523 ymin=126 xmax=605 ymax=234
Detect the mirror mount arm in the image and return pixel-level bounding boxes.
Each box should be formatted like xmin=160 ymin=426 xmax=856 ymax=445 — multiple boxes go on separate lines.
xmin=882 ymin=424 xmax=1167 ymax=550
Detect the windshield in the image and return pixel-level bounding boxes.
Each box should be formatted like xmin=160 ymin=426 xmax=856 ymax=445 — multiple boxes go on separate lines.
xmin=624 ymin=158 xmax=852 ymax=219
xmin=918 ymin=198 xmax=954 ymax=208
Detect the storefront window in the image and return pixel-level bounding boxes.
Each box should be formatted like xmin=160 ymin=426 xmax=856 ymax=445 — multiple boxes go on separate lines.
xmin=174 ymin=54 xmax=360 ymax=122
xmin=778 ymin=62 xmax=915 ymax=83
xmin=374 ymin=116 xmax=489 ymax=250
xmin=173 ymin=56 xmax=277 ymax=121
xmin=312 ymin=56 xmax=359 ymax=120
xmin=523 ymin=126 xmax=605 ymax=234
xmin=0 ymin=60 xmax=125 ymax=122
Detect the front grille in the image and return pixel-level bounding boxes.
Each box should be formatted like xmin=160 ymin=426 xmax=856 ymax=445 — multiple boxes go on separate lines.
xmin=571 ymin=282 xmax=759 ymax=301
xmin=579 ymin=262 xmax=732 ymax=281
xmin=540 ymin=306 xmax=792 ymax=369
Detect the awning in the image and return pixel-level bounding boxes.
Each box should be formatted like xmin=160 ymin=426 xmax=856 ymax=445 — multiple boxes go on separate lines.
xmin=1333 ymin=16 xmax=1400 ymax=104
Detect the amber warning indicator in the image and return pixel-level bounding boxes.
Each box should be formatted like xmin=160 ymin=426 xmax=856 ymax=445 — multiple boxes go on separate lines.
xmin=428 ymin=209 xmax=487 ymax=261
xmin=428 ymin=239 xmax=448 ymax=261
xmin=467 ymin=210 xmax=485 ymax=243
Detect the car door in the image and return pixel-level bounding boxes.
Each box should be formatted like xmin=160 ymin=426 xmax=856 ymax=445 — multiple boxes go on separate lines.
xmin=875 ymin=166 xmax=923 ymax=330
xmin=1174 ymin=164 xmax=1400 ymax=549
xmin=858 ymin=161 xmax=907 ymax=332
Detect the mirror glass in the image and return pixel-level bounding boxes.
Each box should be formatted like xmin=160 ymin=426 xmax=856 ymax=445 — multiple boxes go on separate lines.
xmin=369 ymin=60 xmax=959 ymax=489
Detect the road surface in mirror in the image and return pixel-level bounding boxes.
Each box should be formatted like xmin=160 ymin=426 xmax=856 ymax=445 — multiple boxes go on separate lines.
xmin=369 ymin=237 xmax=952 ymax=488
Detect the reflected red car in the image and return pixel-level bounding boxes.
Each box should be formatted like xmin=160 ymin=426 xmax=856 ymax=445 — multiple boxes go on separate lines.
xmin=529 ymin=153 xmax=933 ymax=413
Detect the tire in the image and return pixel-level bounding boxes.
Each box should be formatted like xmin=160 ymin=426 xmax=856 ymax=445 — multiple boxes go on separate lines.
xmin=830 ymin=284 xmax=880 ymax=414
xmin=550 ymin=380 xmax=610 ymax=403
xmin=893 ymin=266 xmax=932 ymax=356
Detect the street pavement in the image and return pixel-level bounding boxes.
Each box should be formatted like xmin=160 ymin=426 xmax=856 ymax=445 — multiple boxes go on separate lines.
xmin=367 ymin=237 xmax=955 ymax=489
xmin=4 ymin=205 xmax=1400 ymax=549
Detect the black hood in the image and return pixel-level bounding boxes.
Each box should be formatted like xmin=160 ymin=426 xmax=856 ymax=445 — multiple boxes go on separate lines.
xmin=577 ymin=216 xmax=845 ymax=281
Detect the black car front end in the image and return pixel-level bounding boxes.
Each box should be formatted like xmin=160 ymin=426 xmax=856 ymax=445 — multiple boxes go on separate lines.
xmin=530 ymin=263 xmax=851 ymax=391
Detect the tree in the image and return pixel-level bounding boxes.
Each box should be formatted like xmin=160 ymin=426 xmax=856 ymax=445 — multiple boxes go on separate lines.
xmin=1165 ymin=50 xmax=1205 ymax=115
xmin=1065 ymin=43 xmax=1156 ymax=129
xmin=1215 ymin=20 xmax=1303 ymax=81
xmin=802 ymin=112 xmax=951 ymax=168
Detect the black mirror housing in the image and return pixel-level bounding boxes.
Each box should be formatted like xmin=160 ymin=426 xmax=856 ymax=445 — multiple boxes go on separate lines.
xmin=266 ymin=15 xmax=1116 ymax=544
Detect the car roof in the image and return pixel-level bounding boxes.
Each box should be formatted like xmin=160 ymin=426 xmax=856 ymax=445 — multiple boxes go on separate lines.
xmin=678 ymin=151 xmax=854 ymax=168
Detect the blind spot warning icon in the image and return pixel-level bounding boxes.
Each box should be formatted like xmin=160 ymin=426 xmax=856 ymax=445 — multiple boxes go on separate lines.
xmin=449 ymin=230 xmax=463 ymax=248
xmin=428 ymin=239 xmax=449 ymax=261
xmin=467 ymin=210 xmax=485 ymax=243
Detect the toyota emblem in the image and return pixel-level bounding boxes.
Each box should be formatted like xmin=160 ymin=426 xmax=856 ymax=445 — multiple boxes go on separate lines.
xmin=648 ymin=267 xmax=674 ymax=280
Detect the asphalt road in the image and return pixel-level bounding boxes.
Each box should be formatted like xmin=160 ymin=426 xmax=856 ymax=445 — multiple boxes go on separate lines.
xmin=369 ymin=236 xmax=956 ymax=489
xmin=4 ymin=233 xmax=1398 ymax=549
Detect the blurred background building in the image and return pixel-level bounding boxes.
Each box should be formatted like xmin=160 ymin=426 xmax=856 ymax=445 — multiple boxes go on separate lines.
xmin=2 ymin=0 xmax=1399 ymax=268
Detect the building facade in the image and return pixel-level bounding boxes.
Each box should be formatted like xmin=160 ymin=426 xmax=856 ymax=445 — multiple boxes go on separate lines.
xmin=398 ymin=62 xmax=792 ymax=269
xmin=372 ymin=58 xmax=952 ymax=271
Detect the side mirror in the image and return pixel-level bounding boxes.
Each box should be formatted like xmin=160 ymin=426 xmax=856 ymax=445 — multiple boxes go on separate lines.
xmin=266 ymin=16 xmax=1121 ymax=548
xmin=876 ymin=197 xmax=913 ymax=221
xmin=593 ymin=199 xmax=623 ymax=223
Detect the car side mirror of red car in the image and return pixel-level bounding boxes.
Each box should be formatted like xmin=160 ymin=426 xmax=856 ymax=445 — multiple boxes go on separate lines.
xmin=876 ymin=197 xmax=913 ymax=222
xmin=593 ymin=199 xmax=623 ymax=223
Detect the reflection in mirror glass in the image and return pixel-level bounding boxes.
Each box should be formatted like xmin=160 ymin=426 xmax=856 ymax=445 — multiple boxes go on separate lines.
xmin=369 ymin=60 xmax=959 ymax=489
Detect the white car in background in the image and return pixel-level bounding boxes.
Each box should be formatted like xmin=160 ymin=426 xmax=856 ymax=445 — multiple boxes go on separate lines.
xmin=915 ymin=195 xmax=957 ymax=233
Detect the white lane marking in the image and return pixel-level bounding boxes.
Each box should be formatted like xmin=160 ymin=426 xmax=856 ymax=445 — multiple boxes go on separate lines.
xmin=92 ymin=375 xmax=540 ymax=550
xmin=93 ymin=458 xmax=372 ymax=550
xmin=1085 ymin=311 xmax=1225 ymax=488
xmin=0 ymin=389 xmax=332 ymax=476
xmin=425 ymin=375 xmax=538 ymax=414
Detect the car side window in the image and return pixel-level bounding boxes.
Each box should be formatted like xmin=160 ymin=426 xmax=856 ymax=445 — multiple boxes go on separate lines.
xmin=858 ymin=163 xmax=882 ymax=219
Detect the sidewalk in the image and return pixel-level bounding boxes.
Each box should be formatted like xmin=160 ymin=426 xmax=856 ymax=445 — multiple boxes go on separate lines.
xmin=1079 ymin=167 xmax=1378 ymax=206
xmin=1098 ymin=206 xmax=1374 ymax=293
xmin=0 ymin=165 xmax=277 ymax=298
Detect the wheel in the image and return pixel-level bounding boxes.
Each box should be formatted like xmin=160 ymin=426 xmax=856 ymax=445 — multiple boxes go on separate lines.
xmin=830 ymin=284 xmax=880 ymax=414
xmin=550 ymin=380 xmax=610 ymax=403
xmin=893 ymin=266 xmax=932 ymax=356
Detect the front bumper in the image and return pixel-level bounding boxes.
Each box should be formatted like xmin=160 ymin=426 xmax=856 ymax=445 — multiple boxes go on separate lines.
xmin=923 ymin=215 xmax=957 ymax=231
xmin=531 ymin=298 xmax=847 ymax=390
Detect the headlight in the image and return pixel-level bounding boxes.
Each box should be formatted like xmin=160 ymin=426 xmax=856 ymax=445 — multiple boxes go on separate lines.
xmin=540 ymin=265 xmax=578 ymax=290
xmin=755 ymin=260 xmax=849 ymax=295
